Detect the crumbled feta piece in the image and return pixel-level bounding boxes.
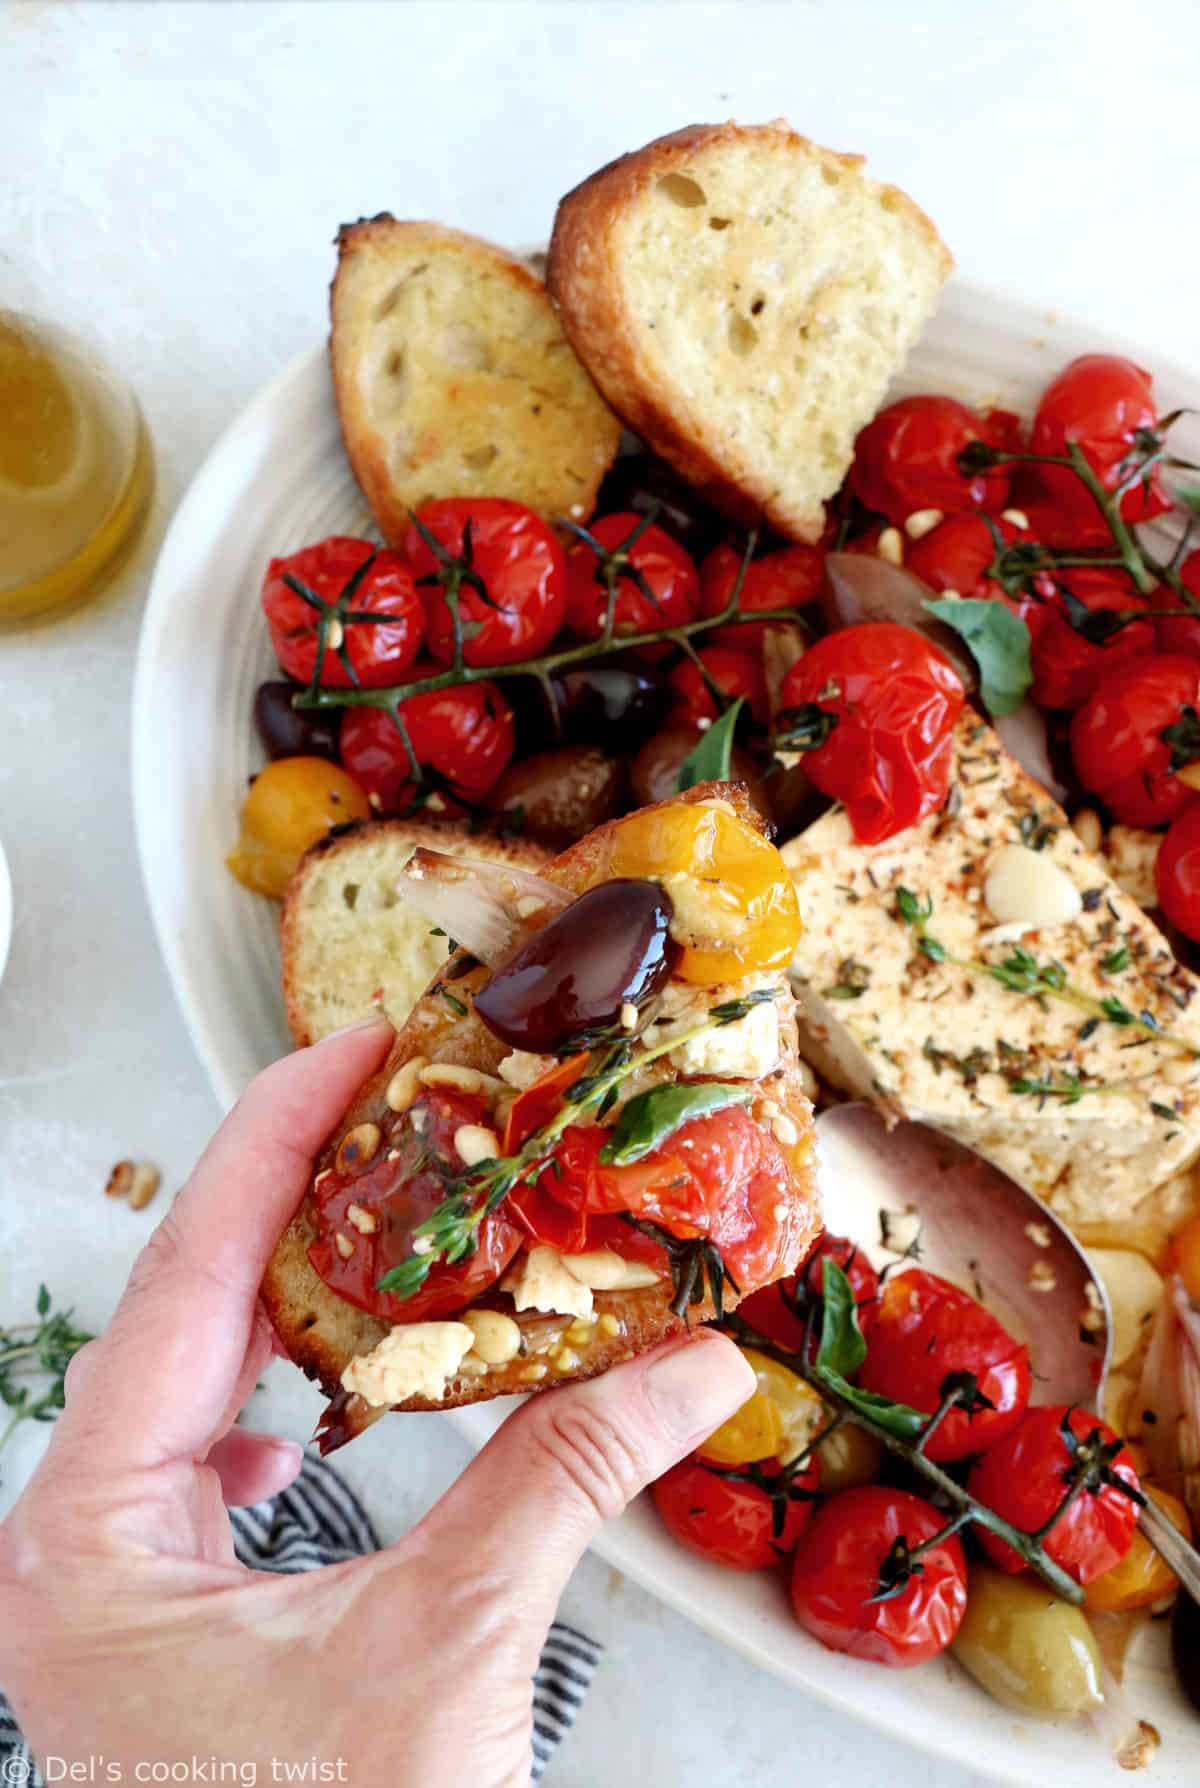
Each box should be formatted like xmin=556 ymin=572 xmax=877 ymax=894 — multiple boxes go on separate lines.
xmin=505 ymin=1244 xmax=594 ymax=1320
xmin=1103 ymin=826 xmax=1160 ymax=909
xmin=340 ymin=1321 xmax=474 ymax=1407
xmin=497 ymin=1049 xmax=553 ymax=1091
xmin=665 ymin=984 xmax=781 ymax=1080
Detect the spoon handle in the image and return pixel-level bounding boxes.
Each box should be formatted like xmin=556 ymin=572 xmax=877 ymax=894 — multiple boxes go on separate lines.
xmin=1139 ymin=1494 xmax=1200 ymax=1601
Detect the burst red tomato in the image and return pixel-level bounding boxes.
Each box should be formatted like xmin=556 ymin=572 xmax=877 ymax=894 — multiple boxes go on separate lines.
xmin=1156 ymin=800 xmax=1200 ymax=941
xmin=1030 ymin=355 xmax=1172 ymax=525
xmin=404 ymin=499 xmax=567 ymax=667
xmin=339 ymin=680 xmax=515 ymax=813
xmin=543 ymin=1104 xmax=804 ymax=1292
xmin=968 ymin=1405 xmax=1141 ymax=1585
xmin=566 ymin=512 xmax=700 ymax=640
xmin=790 ymin=1487 xmax=968 ymax=1667
xmin=667 ymin=647 xmax=768 ymax=727
xmin=777 ymin=624 xmax=965 ymax=844
xmin=653 ymin=1454 xmax=819 ymax=1570
xmin=857 ymin=1269 xmax=1032 ymax=1463
xmin=699 ymin=542 xmax=825 ymax=647
xmin=1009 ymin=496 xmax=1114 ymax=553
xmin=904 ymin=512 xmax=1048 ymax=638
xmin=262 ymin=537 xmax=425 ymax=688
xmin=1029 ymin=567 xmax=1156 ymax=709
xmin=1070 ymin=654 xmax=1200 ymax=826
xmin=738 ymin=1232 xmax=880 ymax=1356
xmin=1155 ymin=551 xmax=1200 ymax=659
xmin=308 ymin=1088 xmax=521 ymax=1323
xmin=848 ymin=396 xmax=1013 ymax=525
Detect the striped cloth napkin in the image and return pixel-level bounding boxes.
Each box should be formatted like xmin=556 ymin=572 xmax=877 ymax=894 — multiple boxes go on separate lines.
xmin=0 ymin=1452 xmax=600 ymax=1783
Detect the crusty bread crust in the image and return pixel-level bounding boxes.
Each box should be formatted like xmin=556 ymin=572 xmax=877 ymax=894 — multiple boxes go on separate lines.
xmin=547 ymin=120 xmax=952 ymax=542
xmin=330 ymin=216 xmax=621 ymax=541
xmin=280 ymin=817 xmax=553 ymax=1048
xmin=261 ymin=782 xmax=820 ymax=1443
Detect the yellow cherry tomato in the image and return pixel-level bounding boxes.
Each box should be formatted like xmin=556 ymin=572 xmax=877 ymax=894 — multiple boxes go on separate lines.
xmin=227 ymin=756 xmax=371 ymax=897
xmin=698 ymin=1348 xmax=826 ymax=1467
xmin=607 ymin=801 xmax=801 ymax=984
xmin=815 ymin=1420 xmax=885 ymax=1492
xmin=1086 ymin=1485 xmax=1192 ymax=1613
xmin=1169 ymin=1211 xmax=1200 ymax=1302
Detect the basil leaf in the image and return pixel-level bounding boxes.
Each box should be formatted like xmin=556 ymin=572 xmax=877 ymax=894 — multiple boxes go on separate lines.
xmin=675 ymin=698 xmax=744 ymax=791
xmin=598 ymin=1082 xmax=752 ymax=1165
xmin=923 ymin=598 xmax=1032 ymax=718
xmin=815 ymin=1365 xmax=929 ymax=1442
xmin=817 ymin=1256 xmax=868 ymax=1379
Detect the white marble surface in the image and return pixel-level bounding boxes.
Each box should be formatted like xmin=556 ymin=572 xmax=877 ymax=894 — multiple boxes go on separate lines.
xmin=4 ymin=2 xmax=1200 ymax=1783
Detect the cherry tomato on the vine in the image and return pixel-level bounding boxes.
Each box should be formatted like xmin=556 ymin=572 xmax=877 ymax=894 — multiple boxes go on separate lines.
xmin=1029 ymin=567 xmax=1156 ymax=710
xmin=1030 ymin=354 xmax=1172 ymax=525
xmin=699 ymin=542 xmax=825 ymax=647
xmin=1155 ymin=551 xmax=1200 ymax=659
xmin=566 ymin=512 xmax=700 ymax=640
xmin=339 ymin=680 xmax=515 ymax=814
xmin=777 ymin=623 xmax=965 ymax=844
xmin=738 ymin=1231 xmax=880 ymax=1356
xmin=857 ymin=1269 xmax=1032 ymax=1463
xmin=968 ymin=1405 xmax=1141 ymax=1586
xmin=653 ymin=1453 xmax=819 ymax=1570
xmin=789 ymin=1486 xmax=968 ymax=1667
xmin=262 ymin=537 xmax=425 ymax=689
xmin=848 ymin=396 xmax=1013 ymax=526
xmin=1070 ymin=654 xmax=1200 ymax=826
xmin=904 ymin=512 xmax=1048 ymax=637
xmin=1156 ymin=800 xmax=1200 ymax=942
xmin=404 ymin=499 xmax=567 ymax=668
xmin=667 ymin=646 xmax=768 ymax=727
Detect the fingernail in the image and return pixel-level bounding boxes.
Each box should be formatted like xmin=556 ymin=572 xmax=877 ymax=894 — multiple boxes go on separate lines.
xmin=314 ymin=1014 xmax=394 ymax=1046
xmin=645 ymin=1331 xmax=756 ymax=1447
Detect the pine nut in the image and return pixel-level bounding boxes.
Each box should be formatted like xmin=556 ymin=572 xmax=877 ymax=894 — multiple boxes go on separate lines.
xmin=461 ymin=1309 xmax=522 ymax=1365
xmin=598 ymin=1313 xmax=621 ymax=1338
xmin=903 ymin=507 xmax=943 ymax=540
xmin=325 ymin=616 xmax=344 ymax=650
xmin=454 ymin=1123 xmax=500 ymax=1167
xmin=771 ymin=1113 xmax=799 ymax=1147
xmin=346 ymin=1202 xmax=377 ymax=1235
xmin=335 ymin=1232 xmax=354 ymax=1259
xmin=518 ymin=1362 xmax=548 ymax=1383
xmin=105 ymin=1160 xmax=134 ymax=1199
xmin=1001 ymin=508 xmax=1030 ymax=530
xmin=1072 ymin=809 xmax=1103 ymax=853
xmin=876 ymin=527 xmax=903 ymax=565
xmin=419 ymin=1063 xmax=502 ymax=1097
xmin=385 ymin=1056 xmax=428 ymax=1113
xmin=128 ymin=1163 xmax=161 ymax=1211
xmin=336 ymin=1123 xmax=381 ymax=1173
xmin=563 ymin=1249 xmax=661 ymax=1291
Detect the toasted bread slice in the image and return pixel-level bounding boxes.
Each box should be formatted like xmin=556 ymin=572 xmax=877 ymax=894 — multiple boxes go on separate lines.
xmin=262 ymin=782 xmax=821 ymax=1446
xmin=330 ymin=217 xmax=622 ymax=541
xmin=547 ymin=120 xmax=952 ymax=542
xmin=280 ymin=818 xmax=553 ymax=1047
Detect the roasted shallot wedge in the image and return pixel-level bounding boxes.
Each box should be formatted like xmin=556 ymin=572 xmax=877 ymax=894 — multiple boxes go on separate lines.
xmin=394 ymin=846 xmax=571 ymax=966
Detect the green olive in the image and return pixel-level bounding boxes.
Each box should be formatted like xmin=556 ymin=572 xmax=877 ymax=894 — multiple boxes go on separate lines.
xmin=952 ymin=1564 xmax=1104 ymax=1718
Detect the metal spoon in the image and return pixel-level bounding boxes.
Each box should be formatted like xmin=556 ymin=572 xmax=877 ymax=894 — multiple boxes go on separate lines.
xmin=816 ymin=1102 xmax=1200 ymax=1599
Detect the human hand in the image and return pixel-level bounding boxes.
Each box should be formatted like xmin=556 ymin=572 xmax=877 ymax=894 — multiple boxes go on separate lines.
xmin=0 ymin=1020 xmax=754 ymax=1787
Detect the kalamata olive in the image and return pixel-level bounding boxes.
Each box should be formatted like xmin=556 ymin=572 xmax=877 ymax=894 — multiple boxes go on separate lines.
xmin=507 ymin=667 xmax=664 ymax=756
xmin=630 ymin=726 xmax=773 ymax=822
xmin=254 ymin=681 xmax=342 ymax=762
xmin=821 ymin=552 xmax=977 ymax=690
xmin=596 ymin=450 xmax=725 ymax=559
xmin=1172 ymin=1590 xmax=1200 ymax=1711
xmin=474 ymin=878 xmax=677 ymax=1053
xmin=484 ymin=745 xmax=625 ymax=847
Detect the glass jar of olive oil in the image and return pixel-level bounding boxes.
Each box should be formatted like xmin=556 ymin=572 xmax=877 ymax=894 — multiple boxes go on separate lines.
xmin=0 ymin=312 xmax=153 ymax=624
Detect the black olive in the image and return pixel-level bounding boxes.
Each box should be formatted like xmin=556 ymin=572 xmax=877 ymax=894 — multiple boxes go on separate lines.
xmin=473 ymin=879 xmax=677 ymax=1054
xmin=1172 ymin=1590 xmax=1200 ymax=1711
xmin=254 ymin=681 xmax=342 ymax=761
xmin=596 ymin=451 xmax=725 ymax=559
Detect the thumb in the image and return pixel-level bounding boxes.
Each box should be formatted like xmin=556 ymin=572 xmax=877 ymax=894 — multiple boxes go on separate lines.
xmin=416 ymin=1329 xmax=753 ymax=1642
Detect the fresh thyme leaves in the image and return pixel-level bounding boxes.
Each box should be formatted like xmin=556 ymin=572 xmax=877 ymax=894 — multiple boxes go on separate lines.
xmin=1101 ymin=945 xmax=1131 ymax=975
xmin=437 ymin=987 xmax=468 ymax=1017
xmin=0 ymin=1286 xmax=92 ymax=1469
xmin=825 ymin=958 xmax=872 ymax=1000
xmin=1151 ymin=1100 xmax=1178 ymax=1121
xmin=375 ymin=992 xmax=777 ymax=1299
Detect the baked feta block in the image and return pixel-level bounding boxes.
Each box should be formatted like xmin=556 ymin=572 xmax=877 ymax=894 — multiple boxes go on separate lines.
xmin=781 ymin=714 xmax=1200 ymax=1226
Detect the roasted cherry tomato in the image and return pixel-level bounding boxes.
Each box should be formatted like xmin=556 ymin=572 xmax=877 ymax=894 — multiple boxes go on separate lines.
xmin=1156 ymin=800 xmax=1200 ymax=941
xmin=904 ymin=512 xmax=1048 ymax=636
xmin=848 ymin=396 xmax=1012 ymax=526
xmin=566 ymin=511 xmax=700 ymax=640
xmin=790 ymin=1486 xmax=968 ymax=1667
xmin=308 ymin=1088 xmax=522 ymax=1323
xmin=1086 ymin=1484 xmax=1192 ymax=1613
xmin=1029 ymin=567 xmax=1155 ymax=710
xmin=404 ymin=499 xmax=567 ymax=667
xmin=858 ymin=1269 xmax=1032 ymax=1463
xmin=1154 ymin=550 xmax=1200 ymax=659
xmin=340 ymin=681 xmax=515 ymax=814
xmin=1169 ymin=1210 xmax=1200 ymax=1302
xmin=666 ymin=646 xmax=768 ymax=727
xmin=699 ymin=542 xmax=825 ymax=647
xmin=968 ymin=1405 xmax=1141 ymax=1586
xmin=607 ymin=801 xmax=801 ymax=983
xmin=699 ymin=1348 xmax=828 ymax=1468
xmin=226 ymin=756 xmax=371 ymax=897
xmin=262 ymin=537 xmax=424 ymax=688
xmin=778 ymin=623 xmax=965 ymax=845
xmin=738 ymin=1232 xmax=880 ymax=1357
xmin=1030 ymin=354 xmax=1172 ymax=525
xmin=1070 ymin=654 xmax=1200 ymax=826
xmin=544 ymin=1102 xmax=807 ymax=1293
xmin=653 ymin=1453 xmax=818 ymax=1570
xmin=1009 ymin=496 xmax=1113 ymax=553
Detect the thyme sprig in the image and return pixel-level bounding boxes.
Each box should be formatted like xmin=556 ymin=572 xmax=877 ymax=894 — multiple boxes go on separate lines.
xmin=0 ymin=1286 xmax=92 ymax=1470
xmin=895 ymin=887 xmax=1200 ymax=1062
xmin=375 ymin=991 xmax=778 ymax=1299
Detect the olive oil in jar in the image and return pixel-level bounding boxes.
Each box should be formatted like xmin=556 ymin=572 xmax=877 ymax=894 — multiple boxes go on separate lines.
xmin=0 ymin=312 xmax=153 ymax=623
